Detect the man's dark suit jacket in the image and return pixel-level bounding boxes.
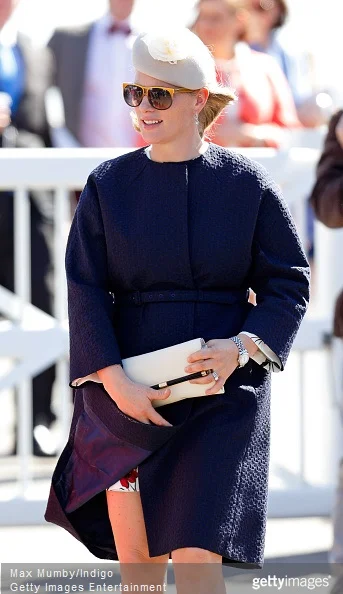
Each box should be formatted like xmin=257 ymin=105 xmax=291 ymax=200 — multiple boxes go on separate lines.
xmin=5 ymin=34 xmax=52 ymax=149
xmin=48 ymin=25 xmax=92 ymax=145
xmin=1 ymin=33 xmax=54 ymax=279
xmin=0 ymin=35 xmax=56 ymax=431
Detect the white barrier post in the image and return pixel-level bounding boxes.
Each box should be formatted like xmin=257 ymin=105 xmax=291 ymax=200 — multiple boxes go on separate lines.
xmin=14 ymin=188 xmax=33 ymax=491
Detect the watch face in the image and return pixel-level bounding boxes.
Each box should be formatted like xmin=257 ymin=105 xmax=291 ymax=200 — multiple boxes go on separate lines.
xmin=239 ymin=352 xmax=250 ymax=367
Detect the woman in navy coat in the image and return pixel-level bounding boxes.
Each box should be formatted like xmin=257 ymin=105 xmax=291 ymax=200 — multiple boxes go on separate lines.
xmin=45 ymin=27 xmax=310 ymax=591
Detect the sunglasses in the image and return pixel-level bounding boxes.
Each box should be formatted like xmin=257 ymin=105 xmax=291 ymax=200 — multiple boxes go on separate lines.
xmin=251 ymin=0 xmax=275 ymax=12
xmin=122 ymin=83 xmax=197 ymax=110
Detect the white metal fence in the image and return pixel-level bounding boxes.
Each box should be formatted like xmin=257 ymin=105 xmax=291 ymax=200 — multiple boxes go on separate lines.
xmin=1 ymin=145 xmax=343 ymax=524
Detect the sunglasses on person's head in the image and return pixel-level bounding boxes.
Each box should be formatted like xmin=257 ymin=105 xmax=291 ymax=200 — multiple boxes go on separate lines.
xmin=251 ymin=0 xmax=276 ymax=12
xmin=122 ymin=83 xmax=197 ymax=110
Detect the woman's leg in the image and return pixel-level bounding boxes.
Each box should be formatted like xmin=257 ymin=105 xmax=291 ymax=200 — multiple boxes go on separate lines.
xmin=171 ymin=547 xmax=226 ymax=594
xmin=106 ymin=490 xmax=169 ymax=589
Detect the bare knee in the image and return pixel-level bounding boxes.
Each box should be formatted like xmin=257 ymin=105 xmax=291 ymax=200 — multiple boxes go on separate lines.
xmin=119 ymin=545 xmax=150 ymax=564
xmin=171 ymin=547 xmax=222 ymax=564
xmin=120 ymin=547 xmax=169 ymax=564
xmin=106 ymin=490 xmax=169 ymax=565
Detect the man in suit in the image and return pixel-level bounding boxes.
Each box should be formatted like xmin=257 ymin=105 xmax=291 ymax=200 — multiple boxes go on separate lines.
xmin=0 ymin=0 xmax=57 ymax=455
xmin=48 ymin=0 xmax=142 ymax=148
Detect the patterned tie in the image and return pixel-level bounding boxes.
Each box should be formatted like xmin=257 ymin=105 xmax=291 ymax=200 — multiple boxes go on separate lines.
xmin=107 ymin=22 xmax=131 ymax=36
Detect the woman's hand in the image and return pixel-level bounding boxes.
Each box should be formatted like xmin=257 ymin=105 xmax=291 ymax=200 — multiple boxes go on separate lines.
xmin=0 ymin=104 xmax=11 ymax=134
xmin=184 ymin=339 xmax=239 ymax=395
xmin=213 ymin=117 xmax=285 ymax=149
xmin=185 ymin=335 xmax=258 ymax=395
xmin=98 ymin=365 xmax=173 ymax=426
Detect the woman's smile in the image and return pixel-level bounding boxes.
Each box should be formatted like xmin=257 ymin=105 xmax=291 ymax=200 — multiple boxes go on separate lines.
xmin=141 ymin=118 xmax=163 ymax=129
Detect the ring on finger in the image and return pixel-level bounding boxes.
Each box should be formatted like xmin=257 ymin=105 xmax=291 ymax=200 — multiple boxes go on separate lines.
xmin=212 ymin=370 xmax=219 ymax=382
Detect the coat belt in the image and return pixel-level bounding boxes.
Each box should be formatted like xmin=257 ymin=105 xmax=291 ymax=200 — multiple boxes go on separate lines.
xmin=114 ymin=288 xmax=250 ymax=306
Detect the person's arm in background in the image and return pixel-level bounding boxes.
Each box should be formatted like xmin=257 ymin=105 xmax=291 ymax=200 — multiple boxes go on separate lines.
xmin=310 ymin=110 xmax=343 ymax=228
xmin=249 ymin=52 xmax=301 ymax=147
xmin=266 ymin=52 xmax=301 ymax=129
xmin=309 ymin=110 xmax=343 ymax=337
xmin=279 ymin=47 xmax=328 ymax=128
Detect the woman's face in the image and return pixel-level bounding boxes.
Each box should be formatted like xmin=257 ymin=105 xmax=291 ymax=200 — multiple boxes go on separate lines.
xmin=109 ymin=0 xmax=134 ymax=21
xmin=193 ymin=0 xmax=241 ymax=47
xmin=245 ymin=0 xmax=282 ymax=42
xmin=132 ymin=72 xmax=206 ymax=146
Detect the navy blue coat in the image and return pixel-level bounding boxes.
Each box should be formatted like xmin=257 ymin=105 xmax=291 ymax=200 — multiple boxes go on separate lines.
xmin=45 ymin=143 xmax=310 ymax=568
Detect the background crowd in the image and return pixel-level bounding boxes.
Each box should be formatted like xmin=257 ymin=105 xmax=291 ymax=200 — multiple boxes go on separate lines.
xmin=1 ymin=0 xmax=343 ymax=577
xmin=0 ymin=0 xmax=338 ymax=448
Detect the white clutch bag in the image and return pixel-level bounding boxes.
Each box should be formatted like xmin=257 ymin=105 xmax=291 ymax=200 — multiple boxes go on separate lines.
xmin=122 ymin=337 xmax=224 ymax=408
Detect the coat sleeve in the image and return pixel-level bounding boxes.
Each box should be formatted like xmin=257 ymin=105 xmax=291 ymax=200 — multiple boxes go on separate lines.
xmin=65 ymin=173 xmax=122 ymax=386
xmin=239 ymin=331 xmax=282 ymax=373
xmin=309 ymin=110 xmax=343 ymax=228
xmin=241 ymin=176 xmax=310 ymax=370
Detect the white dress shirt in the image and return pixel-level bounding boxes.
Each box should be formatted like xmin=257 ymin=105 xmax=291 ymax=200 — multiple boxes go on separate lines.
xmin=79 ymin=13 xmax=137 ymax=148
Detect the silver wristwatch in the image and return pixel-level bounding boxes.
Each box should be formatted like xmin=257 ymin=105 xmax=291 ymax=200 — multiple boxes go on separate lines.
xmin=229 ymin=336 xmax=250 ymax=368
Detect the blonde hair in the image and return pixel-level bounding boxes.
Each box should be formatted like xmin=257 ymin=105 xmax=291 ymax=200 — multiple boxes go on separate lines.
xmin=131 ymin=86 xmax=236 ymax=139
xmin=198 ymin=88 xmax=236 ymax=137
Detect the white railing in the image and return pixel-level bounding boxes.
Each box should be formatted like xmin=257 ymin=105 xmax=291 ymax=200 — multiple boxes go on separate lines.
xmin=1 ymin=146 xmax=343 ymax=523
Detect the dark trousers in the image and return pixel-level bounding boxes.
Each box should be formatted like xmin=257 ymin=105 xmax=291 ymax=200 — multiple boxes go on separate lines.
xmin=0 ymin=190 xmax=56 ymax=430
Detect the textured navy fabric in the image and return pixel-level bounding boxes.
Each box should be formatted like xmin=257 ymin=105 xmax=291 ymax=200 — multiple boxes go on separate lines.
xmin=45 ymin=143 xmax=310 ymax=568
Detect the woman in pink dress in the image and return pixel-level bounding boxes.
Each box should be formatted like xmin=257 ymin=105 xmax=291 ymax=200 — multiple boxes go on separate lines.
xmin=191 ymin=0 xmax=300 ymax=147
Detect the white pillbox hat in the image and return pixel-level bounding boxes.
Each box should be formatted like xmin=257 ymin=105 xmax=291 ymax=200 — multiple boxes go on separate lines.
xmin=132 ymin=28 xmax=219 ymax=91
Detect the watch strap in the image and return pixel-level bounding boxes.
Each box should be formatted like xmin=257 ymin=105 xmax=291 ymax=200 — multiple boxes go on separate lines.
xmin=229 ymin=335 xmax=249 ymax=368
